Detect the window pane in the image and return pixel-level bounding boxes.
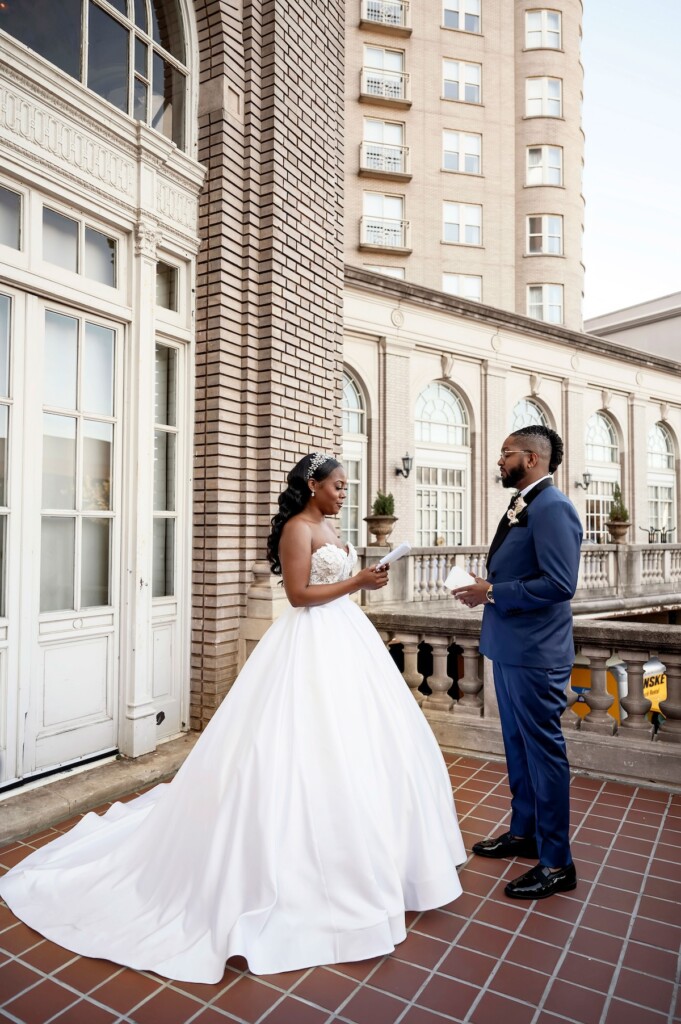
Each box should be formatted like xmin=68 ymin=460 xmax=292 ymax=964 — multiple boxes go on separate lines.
xmin=44 ymin=312 xmax=78 ymax=409
xmin=156 ymin=262 xmax=178 ymax=310
xmin=1 ymin=0 xmax=82 ymax=80
xmin=134 ymin=77 xmax=148 ymax=120
xmin=81 ymin=517 xmax=111 ymax=607
xmin=40 ymin=517 xmax=75 ymax=612
xmin=0 ymin=406 xmax=7 ymax=507
xmin=107 ymin=0 xmax=128 ymax=15
xmin=84 ymin=228 xmax=117 ymax=287
xmin=154 ymin=430 xmax=176 ymax=511
xmin=151 ymin=53 xmax=185 ymax=148
xmin=153 ymin=517 xmax=175 ymax=597
xmin=83 ymin=421 xmax=113 ymax=511
xmin=134 ymin=0 xmax=148 ymax=31
xmin=0 ymin=294 xmax=9 ymax=398
xmin=135 ymin=37 xmax=148 ymax=76
xmin=88 ymin=2 xmax=130 ymax=114
xmin=0 ymin=187 xmax=21 ymax=250
xmin=83 ymin=323 xmax=115 ymax=415
xmin=155 ymin=345 xmax=177 ymax=426
xmin=43 ymin=208 xmax=78 ymax=273
xmin=150 ymin=0 xmax=185 ymax=61
xmin=0 ymin=516 xmax=5 ymax=617
xmin=43 ymin=414 xmax=76 ymax=509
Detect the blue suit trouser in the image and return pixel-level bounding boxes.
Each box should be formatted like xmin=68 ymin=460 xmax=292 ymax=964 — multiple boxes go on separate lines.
xmin=493 ymin=661 xmax=572 ymax=868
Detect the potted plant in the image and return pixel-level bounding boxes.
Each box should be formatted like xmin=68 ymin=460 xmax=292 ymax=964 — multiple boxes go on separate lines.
xmin=364 ymin=491 xmax=398 ymax=546
xmin=605 ymin=483 xmax=631 ymax=544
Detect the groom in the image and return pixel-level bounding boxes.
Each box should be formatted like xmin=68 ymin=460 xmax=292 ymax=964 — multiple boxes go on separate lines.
xmin=454 ymin=425 xmax=582 ymax=899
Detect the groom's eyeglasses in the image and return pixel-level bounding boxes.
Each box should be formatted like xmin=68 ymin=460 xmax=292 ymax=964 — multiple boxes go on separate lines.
xmin=499 ymin=449 xmax=532 ymax=460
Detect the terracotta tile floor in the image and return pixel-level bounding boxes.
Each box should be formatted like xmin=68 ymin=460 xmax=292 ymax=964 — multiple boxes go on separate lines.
xmin=1 ymin=757 xmax=680 ymax=1024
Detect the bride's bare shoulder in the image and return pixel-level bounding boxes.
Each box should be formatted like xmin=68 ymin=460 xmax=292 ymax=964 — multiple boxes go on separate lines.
xmin=280 ymin=515 xmax=313 ymax=549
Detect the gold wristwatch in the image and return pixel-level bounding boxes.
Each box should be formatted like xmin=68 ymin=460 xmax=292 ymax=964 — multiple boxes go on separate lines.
xmin=486 ymin=585 xmax=495 ymax=604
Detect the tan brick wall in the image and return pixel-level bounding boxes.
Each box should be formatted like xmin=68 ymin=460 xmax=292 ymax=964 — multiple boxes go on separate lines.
xmin=191 ymin=0 xmax=345 ymax=728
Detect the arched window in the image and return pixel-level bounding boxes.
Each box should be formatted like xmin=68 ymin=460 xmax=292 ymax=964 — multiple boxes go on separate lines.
xmin=414 ymin=382 xmax=470 ymax=546
xmin=648 ymin=423 xmax=676 ymax=537
xmin=340 ymin=369 xmax=367 ymax=548
xmin=510 ymin=398 xmax=548 ymax=432
xmin=585 ymin=412 xmax=620 ymax=542
xmin=415 ymin=382 xmax=468 ymax=446
xmin=0 ymin=0 xmax=188 ymax=149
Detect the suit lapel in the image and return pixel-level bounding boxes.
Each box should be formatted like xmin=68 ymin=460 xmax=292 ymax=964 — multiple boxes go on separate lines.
xmin=487 ymin=478 xmax=554 ymax=567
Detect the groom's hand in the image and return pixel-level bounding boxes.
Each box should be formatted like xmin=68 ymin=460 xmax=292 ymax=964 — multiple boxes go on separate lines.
xmin=452 ymin=576 xmax=491 ymax=608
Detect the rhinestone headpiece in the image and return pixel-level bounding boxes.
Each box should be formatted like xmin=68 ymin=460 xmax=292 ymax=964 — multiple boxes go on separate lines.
xmin=306 ymin=452 xmax=333 ymax=479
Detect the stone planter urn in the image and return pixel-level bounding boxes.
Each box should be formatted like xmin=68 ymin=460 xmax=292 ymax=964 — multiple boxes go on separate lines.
xmin=364 ymin=514 xmax=397 ymax=547
xmin=605 ymin=520 xmax=631 ymax=544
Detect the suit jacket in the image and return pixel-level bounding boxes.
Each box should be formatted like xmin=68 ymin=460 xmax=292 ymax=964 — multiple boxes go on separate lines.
xmin=479 ymin=481 xmax=583 ymax=668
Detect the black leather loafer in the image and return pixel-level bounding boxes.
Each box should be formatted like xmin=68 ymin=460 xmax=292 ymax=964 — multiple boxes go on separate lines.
xmin=505 ymin=862 xmax=577 ymax=900
xmin=472 ymin=831 xmax=539 ymax=860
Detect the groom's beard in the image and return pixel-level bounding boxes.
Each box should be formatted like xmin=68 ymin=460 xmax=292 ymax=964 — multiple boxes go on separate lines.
xmin=502 ymin=465 xmax=526 ymax=489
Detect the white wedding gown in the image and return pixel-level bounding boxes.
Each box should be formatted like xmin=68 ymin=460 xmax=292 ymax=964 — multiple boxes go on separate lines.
xmin=0 ymin=544 xmax=465 ymax=982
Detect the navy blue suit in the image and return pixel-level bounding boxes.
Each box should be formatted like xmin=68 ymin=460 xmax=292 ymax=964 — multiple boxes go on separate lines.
xmin=480 ymin=479 xmax=582 ymax=867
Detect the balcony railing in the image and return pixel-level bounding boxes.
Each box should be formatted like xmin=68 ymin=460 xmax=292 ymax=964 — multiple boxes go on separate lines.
xmin=360 ymin=67 xmax=411 ymax=104
xmin=365 ymin=607 xmax=681 ymax=787
xmin=360 ymin=0 xmax=411 ymax=30
xmin=359 ymin=141 xmax=410 ymax=175
xmin=360 ymin=215 xmax=411 ymax=250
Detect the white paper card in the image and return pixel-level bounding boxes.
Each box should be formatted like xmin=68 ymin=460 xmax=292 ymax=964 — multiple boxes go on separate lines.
xmin=443 ymin=565 xmax=476 ymax=590
xmin=376 ymin=542 xmax=411 ymax=567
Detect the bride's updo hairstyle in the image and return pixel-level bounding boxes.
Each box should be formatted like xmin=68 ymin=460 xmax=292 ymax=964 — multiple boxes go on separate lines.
xmin=267 ymin=452 xmax=342 ymax=575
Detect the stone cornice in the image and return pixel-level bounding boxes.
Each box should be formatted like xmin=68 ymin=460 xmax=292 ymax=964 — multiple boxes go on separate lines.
xmin=345 ymin=265 xmax=681 ymax=376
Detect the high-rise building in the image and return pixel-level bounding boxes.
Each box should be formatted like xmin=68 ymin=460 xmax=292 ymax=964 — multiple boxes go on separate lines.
xmin=344 ymin=0 xmax=585 ymax=329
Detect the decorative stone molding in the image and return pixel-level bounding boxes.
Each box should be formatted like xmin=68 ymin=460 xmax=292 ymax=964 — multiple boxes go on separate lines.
xmin=156 ymin=180 xmax=199 ymax=233
xmin=135 ymin=221 xmax=163 ymax=259
xmin=660 ymin=402 xmax=669 ymax=422
xmin=390 ymin=308 xmax=405 ymax=328
xmin=530 ymin=373 xmax=543 ymax=396
xmin=601 ymin=389 xmax=612 ymax=410
xmin=440 ymin=353 xmax=454 ymax=379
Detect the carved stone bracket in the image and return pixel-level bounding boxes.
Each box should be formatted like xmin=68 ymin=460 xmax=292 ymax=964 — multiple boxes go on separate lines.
xmin=135 ymin=221 xmax=163 ymax=259
xmin=440 ymin=353 xmax=454 ymax=380
xmin=530 ymin=373 xmax=542 ymax=396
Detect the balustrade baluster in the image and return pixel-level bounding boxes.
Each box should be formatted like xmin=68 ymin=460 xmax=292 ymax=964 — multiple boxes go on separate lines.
xmin=421 ymin=635 xmax=453 ymax=711
xmin=658 ymin=652 xmax=681 ymax=743
xmin=426 ymin=556 xmax=437 ymax=600
xmin=619 ymin=649 xmax=653 ymax=735
xmin=451 ymin=637 xmax=483 ymax=716
xmin=578 ymin=645 xmax=617 ymax=734
xmin=395 ymin=632 xmax=423 ymax=704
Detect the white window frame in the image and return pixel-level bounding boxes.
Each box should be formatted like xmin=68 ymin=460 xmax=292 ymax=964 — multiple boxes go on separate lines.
xmin=442 ymin=130 xmax=481 ymax=174
xmin=442 ymin=273 xmax=482 ymax=302
xmin=442 ymin=0 xmax=481 ymax=34
xmin=510 ymin=398 xmax=549 ymax=432
xmin=527 ymin=145 xmax=563 ymax=186
xmin=525 ymin=9 xmax=562 ymax=49
xmin=443 ymin=60 xmax=481 ymax=104
xmin=341 ymin=369 xmax=368 ymax=548
xmin=527 ymin=284 xmax=563 ymax=324
xmin=527 ymin=214 xmax=563 ymax=255
xmin=525 ymin=77 xmax=562 ymax=118
xmin=365 ymin=265 xmax=406 ymax=279
xmin=443 ymin=202 xmax=482 ymax=246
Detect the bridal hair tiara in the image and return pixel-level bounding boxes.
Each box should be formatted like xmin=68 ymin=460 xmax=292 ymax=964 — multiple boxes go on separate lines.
xmin=306 ymin=452 xmax=333 ymax=479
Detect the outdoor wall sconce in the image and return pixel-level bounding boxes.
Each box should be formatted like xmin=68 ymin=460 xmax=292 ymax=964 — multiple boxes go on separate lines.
xmin=396 ymin=453 xmax=414 ymax=479
xmin=575 ymin=472 xmax=592 ymax=490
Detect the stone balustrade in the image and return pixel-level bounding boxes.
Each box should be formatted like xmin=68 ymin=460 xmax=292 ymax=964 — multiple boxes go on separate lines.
xmin=365 ymin=605 xmax=681 ymax=787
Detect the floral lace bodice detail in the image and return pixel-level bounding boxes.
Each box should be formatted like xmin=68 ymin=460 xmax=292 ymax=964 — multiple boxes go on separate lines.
xmin=309 ymin=543 xmax=357 ymax=585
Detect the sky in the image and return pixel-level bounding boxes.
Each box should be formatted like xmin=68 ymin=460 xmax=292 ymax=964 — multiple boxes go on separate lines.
xmin=581 ymin=0 xmax=681 ymax=320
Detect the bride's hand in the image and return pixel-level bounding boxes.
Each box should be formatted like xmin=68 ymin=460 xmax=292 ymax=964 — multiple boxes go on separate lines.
xmin=355 ymin=565 xmax=390 ymax=591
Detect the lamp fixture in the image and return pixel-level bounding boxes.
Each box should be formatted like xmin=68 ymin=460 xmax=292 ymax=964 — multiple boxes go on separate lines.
xmin=396 ymin=453 xmax=413 ymax=479
xmin=575 ymin=472 xmax=592 ymax=490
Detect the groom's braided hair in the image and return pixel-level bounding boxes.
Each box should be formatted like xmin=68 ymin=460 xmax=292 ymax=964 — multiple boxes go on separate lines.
xmin=510 ymin=424 xmax=564 ymax=474
xmin=267 ymin=453 xmax=342 ymax=576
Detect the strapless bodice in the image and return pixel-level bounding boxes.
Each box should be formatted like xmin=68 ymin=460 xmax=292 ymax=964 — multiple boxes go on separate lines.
xmin=309 ymin=542 xmax=357 ymax=585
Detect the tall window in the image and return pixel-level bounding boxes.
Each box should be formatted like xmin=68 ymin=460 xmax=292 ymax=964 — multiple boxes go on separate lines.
xmin=362 ymin=119 xmax=407 ymax=174
xmin=443 ymin=0 xmax=481 ymax=33
xmin=443 ymin=202 xmax=482 ymax=245
xmin=442 ymin=130 xmax=481 ymax=173
xmin=527 ymin=284 xmax=563 ymax=323
xmin=0 ymin=187 xmax=21 ymax=251
xmin=527 ymin=215 xmax=563 ymax=255
xmin=510 ymin=399 xmax=548 ymax=432
xmin=527 ymin=146 xmax=563 ymax=186
xmin=442 ymin=273 xmax=482 ymax=302
xmin=362 ymin=192 xmax=407 ymax=248
xmin=41 ymin=310 xmax=116 ymax=612
xmin=1 ymin=0 xmax=188 ymax=150
xmin=443 ymin=60 xmax=481 ymax=103
xmin=363 ymin=46 xmax=407 ymax=101
xmin=0 ymin=294 xmax=10 ymax=616
xmin=415 ymin=383 xmax=470 ymax=546
xmin=341 ymin=370 xmax=367 ymax=548
xmin=526 ymin=78 xmax=562 ymax=117
xmin=153 ymin=344 xmax=179 ymax=598
xmin=648 ymin=423 xmax=676 ymax=535
xmin=525 ymin=10 xmax=561 ymax=48
xmin=585 ymin=413 xmax=620 ymax=543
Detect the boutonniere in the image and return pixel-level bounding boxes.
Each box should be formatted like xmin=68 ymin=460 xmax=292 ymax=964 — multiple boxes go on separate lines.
xmin=506 ymin=494 xmax=527 ymax=526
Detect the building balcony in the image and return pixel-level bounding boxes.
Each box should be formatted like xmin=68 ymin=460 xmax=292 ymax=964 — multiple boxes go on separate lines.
xmin=359 ymin=141 xmax=412 ymax=180
xmin=359 ymin=0 xmax=412 ymax=35
xmin=359 ymin=216 xmax=412 ymax=253
xmin=359 ymin=67 xmax=412 ymax=108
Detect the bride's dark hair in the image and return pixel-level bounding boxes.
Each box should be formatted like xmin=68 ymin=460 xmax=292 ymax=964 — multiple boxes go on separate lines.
xmin=267 ymin=453 xmax=342 ymax=576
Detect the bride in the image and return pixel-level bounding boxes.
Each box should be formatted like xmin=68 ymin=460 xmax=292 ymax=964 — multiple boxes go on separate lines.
xmin=0 ymin=452 xmax=465 ymax=982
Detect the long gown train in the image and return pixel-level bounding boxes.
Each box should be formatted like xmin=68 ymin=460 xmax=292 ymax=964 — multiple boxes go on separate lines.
xmin=0 ymin=545 xmax=465 ymax=982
